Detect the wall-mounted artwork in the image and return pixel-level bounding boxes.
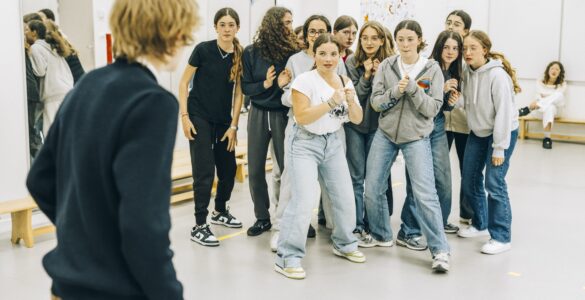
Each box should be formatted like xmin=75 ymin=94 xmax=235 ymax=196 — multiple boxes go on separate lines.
xmin=361 ymin=0 xmax=415 ymax=30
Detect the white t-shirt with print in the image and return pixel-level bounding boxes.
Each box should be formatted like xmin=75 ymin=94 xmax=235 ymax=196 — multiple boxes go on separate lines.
xmin=291 ymin=69 xmax=361 ymax=135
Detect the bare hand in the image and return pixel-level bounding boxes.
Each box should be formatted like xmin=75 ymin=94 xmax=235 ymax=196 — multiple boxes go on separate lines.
xmin=398 ymin=75 xmax=410 ymax=94
xmin=331 ymin=89 xmax=346 ymax=105
xmin=344 ymin=88 xmax=356 ymax=104
xmin=264 ymin=65 xmax=276 ymax=89
xmin=363 ymin=59 xmax=374 ymax=79
xmin=277 ymin=68 xmax=291 ymax=88
xmin=444 ymin=78 xmax=458 ymax=93
xmin=448 ymin=90 xmax=460 ymax=106
xmin=181 ymin=115 xmax=197 ymax=140
xmin=372 ymin=59 xmax=380 ymax=72
xmin=492 ymin=156 xmax=505 ymax=166
xmin=221 ymin=127 xmax=237 ymax=152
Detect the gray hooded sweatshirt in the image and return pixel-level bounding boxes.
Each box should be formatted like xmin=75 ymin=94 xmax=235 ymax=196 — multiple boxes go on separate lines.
xmin=371 ymin=55 xmax=444 ymax=144
xmin=462 ymin=59 xmax=519 ymax=158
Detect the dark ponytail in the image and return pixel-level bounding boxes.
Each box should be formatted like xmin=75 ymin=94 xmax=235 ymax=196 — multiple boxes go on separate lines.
xmin=214 ymin=8 xmax=242 ymax=83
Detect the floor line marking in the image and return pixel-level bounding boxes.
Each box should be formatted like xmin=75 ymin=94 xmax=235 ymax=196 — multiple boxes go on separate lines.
xmin=217 ymin=230 xmax=246 ymax=241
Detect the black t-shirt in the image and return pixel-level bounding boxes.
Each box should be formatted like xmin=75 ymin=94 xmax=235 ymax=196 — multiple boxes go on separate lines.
xmin=188 ymin=40 xmax=235 ymax=124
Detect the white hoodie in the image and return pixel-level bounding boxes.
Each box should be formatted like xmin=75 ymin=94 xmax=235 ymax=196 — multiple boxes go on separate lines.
xmin=29 ymin=39 xmax=74 ymax=103
xmin=462 ymin=59 xmax=519 ymax=158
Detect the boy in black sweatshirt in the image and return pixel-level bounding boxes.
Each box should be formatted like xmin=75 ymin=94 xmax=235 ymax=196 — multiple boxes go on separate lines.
xmin=25 ymin=0 xmax=199 ymax=298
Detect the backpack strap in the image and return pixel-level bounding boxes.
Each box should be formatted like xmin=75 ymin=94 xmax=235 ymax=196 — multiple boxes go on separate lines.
xmin=338 ymin=74 xmax=346 ymax=88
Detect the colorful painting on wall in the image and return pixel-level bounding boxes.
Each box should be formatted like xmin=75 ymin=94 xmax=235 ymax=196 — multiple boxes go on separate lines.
xmin=361 ymin=0 xmax=416 ymax=31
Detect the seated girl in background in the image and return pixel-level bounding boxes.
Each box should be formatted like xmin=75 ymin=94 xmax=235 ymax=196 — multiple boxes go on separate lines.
xmin=518 ymin=61 xmax=566 ymax=149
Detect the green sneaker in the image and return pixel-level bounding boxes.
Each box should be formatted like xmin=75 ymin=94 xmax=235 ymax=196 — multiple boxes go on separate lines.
xmin=332 ymin=247 xmax=366 ymax=263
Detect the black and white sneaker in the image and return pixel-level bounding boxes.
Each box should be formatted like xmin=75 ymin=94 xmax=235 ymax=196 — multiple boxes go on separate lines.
xmin=211 ymin=209 xmax=243 ymax=228
xmin=518 ymin=106 xmax=531 ymax=117
xmin=190 ymin=224 xmax=219 ymax=247
xmin=543 ymin=137 xmax=552 ymax=149
xmin=247 ymin=219 xmax=272 ymax=236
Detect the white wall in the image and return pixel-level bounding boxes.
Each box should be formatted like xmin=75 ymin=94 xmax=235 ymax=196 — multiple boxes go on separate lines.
xmin=21 ymin=0 xmax=58 ymax=22
xmin=60 ymin=0 xmax=95 ymax=70
xmin=0 ymin=1 xmax=30 ymax=202
xmin=361 ymin=0 xmax=585 ymax=124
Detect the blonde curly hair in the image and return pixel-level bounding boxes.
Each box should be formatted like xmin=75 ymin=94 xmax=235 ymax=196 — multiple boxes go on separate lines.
xmin=109 ymin=0 xmax=200 ymax=63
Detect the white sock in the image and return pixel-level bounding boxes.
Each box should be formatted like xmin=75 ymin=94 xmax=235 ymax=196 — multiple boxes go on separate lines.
xmin=544 ymin=132 xmax=551 ymax=138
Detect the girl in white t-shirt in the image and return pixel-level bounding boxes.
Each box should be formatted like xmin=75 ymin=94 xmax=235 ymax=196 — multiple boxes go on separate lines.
xmin=275 ymin=34 xmax=363 ymax=280
xmin=518 ymin=61 xmax=566 ymax=149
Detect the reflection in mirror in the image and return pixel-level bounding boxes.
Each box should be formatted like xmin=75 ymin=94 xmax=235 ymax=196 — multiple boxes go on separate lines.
xmin=22 ymin=5 xmax=85 ymax=161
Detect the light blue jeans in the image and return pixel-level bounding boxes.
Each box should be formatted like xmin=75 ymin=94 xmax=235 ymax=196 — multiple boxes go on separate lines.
xmin=462 ymin=129 xmax=518 ymax=243
xmin=364 ymin=130 xmax=450 ymax=255
xmin=273 ymin=119 xmax=335 ymax=231
xmin=276 ymin=125 xmax=357 ymax=268
xmin=399 ymin=114 xmax=452 ymax=238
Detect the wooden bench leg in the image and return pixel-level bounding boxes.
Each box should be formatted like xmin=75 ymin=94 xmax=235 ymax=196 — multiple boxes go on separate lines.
xmin=235 ymin=164 xmax=246 ymax=183
xmin=11 ymin=209 xmax=34 ymax=248
xmin=519 ymin=118 xmax=526 ymax=140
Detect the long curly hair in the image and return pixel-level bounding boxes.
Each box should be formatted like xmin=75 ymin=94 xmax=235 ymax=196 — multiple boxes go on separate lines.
xmin=543 ymin=61 xmax=565 ymax=87
xmin=252 ymin=7 xmax=297 ymax=63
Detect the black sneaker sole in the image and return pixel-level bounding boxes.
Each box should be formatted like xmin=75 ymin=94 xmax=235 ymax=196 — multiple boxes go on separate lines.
xmin=210 ymin=220 xmax=243 ymax=228
xmin=396 ymin=238 xmax=428 ymax=251
xmin=190 ymin=237 xmax=219 ymax=247
xmin=247 ymin=224 xmax=272 ymax=236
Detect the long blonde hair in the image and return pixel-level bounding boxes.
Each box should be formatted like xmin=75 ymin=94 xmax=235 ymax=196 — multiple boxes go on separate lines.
xmin=353 ymin=21 xmax=393 ymax=68
xmin=467 ymin=30 xmax=521 ymax=94
xmin=44 ymin=20 xmax=75 ymax=56
xmin=28 ymin=20 xmax=71 ymax=57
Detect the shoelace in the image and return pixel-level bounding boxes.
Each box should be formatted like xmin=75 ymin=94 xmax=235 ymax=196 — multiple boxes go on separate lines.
xmin=197 ymin=224 xmax=212 ymax=235
xmin=434 ymin=253 xmax=449 ymax=261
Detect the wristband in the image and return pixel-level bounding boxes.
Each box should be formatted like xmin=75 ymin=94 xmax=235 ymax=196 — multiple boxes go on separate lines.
xmin=229 ymin=125 xmax=238 ymax=131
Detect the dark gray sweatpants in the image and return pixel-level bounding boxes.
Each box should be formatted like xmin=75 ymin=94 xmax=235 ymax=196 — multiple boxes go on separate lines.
xmin=247 ymin=106 xmax=288 ymax=221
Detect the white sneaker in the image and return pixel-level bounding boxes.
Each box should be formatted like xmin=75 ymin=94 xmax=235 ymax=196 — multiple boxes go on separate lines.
xmin=432 ymin=252 xmax=450 ymax=272
xmin=270 ymin=231 xmax=279 ymax=252
xmin=358 ymin=234 xmax=394 ymax=248
xmin=458 ymin=226 xmax=490 ymax=238
xmin=481 ymin=239 xmax=511 ymax=254
xmin=460 ymin=218 xmax=472 ymax=225
xmin=332 ymin=247 xmax=367 ymax=263
xmin=274 ymin=264 xmax=306 ymax=280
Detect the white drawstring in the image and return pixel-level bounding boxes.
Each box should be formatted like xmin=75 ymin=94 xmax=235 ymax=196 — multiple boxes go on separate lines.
xmin=268 ymin=111 xmax=272 ymax=132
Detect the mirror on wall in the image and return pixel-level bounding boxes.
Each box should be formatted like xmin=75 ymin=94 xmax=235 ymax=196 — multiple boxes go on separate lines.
xmin=21 ymin=0 xmax=91 ymax=161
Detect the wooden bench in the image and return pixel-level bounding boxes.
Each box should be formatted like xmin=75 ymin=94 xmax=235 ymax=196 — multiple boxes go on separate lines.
xmin=0 ymin=197 xmax=55 ymax=248
xmin=170 ymin=148 xmax=249 ymax=204
xmin=0 ymin=147 xmax=255 ymax=248
xmin=518 ymin=117 xmax=585 ymax=143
